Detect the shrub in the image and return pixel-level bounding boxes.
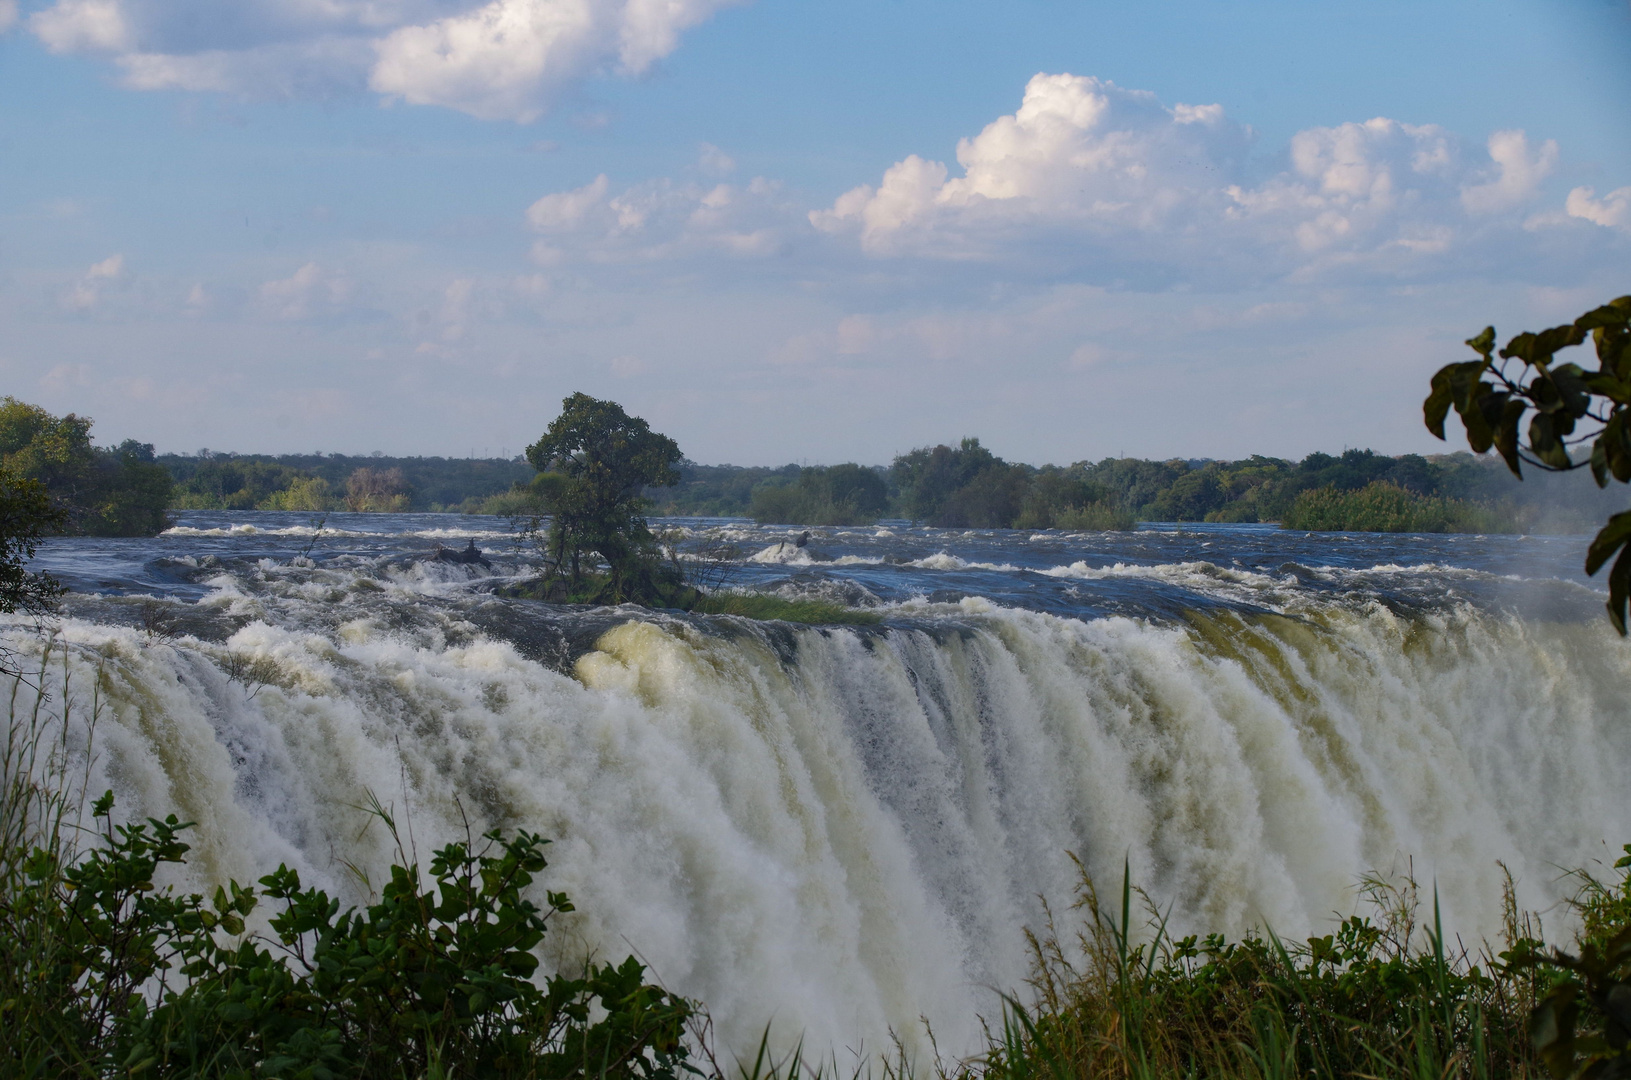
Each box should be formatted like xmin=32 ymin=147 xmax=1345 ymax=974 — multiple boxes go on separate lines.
xmin=259 ymin=476 xmax=334 ymax=512
xmin=0 ymin=662 xmax=697 ymax=1079
xmin=1283 ymin=480 xmax=1510 ymax=533
xmin=747 ymin=465 xmax=888 ymax=527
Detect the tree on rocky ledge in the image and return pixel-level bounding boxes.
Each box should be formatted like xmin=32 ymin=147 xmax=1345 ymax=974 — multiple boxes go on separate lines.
xmin=523 ymin=393 xmax=684 ymax=605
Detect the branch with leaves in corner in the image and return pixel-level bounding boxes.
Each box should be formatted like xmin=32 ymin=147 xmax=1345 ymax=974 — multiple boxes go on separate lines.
xmin=1424 ymin=296 xmax=1631 ymax=630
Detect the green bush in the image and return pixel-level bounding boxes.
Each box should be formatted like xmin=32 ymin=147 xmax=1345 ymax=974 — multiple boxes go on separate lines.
xmin=748 ymin=465 xmax=888 ymax=526
xmin=1051 ymin=502 xmax=1136 ymax=531
xmin=2 ymin=790 xmax=695 ymax=1080
xmin=0 ymin=664 xmax=696 ymax=1080
xmin=1283 ymin=480 xmax=1511 ymax=533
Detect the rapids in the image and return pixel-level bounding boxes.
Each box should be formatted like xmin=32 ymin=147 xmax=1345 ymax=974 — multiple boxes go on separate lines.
xmin=6 ymin=512 xmax=1629 ymax=1060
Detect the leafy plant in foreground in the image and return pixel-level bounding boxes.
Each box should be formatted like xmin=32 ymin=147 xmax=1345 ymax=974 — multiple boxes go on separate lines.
xmin=1507 ymin=845 xmax=1631 ymax=1080
xmin=10 ymin=790 xmax=695 ymax=1079
xmin=1424 ymin=296 xmax=1631 ymax=628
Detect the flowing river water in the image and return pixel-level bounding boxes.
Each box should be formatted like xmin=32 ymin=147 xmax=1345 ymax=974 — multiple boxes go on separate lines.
xmin=6 ymin=512 xmax=1629 ymax=1060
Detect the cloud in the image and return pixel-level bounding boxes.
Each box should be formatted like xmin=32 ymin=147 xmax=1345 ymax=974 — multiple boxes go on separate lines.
xmin=27 ymin=0 xmax=744 ymax=120
xmin=697 ymin=142 xmax=736 ymax=177
xmin=1459 ymin=130 xmax=1557 ymax=214
xmin=0 ymin=0 xmax=19 ymax=34
xmin=87 ymin=253 xmax=124 ymax=278
xmin=64 ymin=253 xmax=125 ymax=310
xmin=527 ymin=174 xmax=611 ymax=231
xmin=810 ymin=73 xmax=1597 ymax=284
xmin=525 ymin=172 xmax=792 ymax=261
xmin=811 ymin=74 xmax=1253 ymax=257
xmin=1567 ymin=185 xmax=1631 ymax=229
xmin=31 ymin=0 xmax=129 ymax=52
xmin=259 ymin=262 xmax=355 ymax=321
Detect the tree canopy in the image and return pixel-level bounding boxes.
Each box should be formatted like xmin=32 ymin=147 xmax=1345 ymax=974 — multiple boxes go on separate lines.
xmin=523 ymin=394 xmax=683 ymax=604
xmin=0 ymin=398 xmax=171 ymax=537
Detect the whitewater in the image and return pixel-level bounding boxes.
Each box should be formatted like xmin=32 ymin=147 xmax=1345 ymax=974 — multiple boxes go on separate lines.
xmin=7 ymin=512 xmax=1629 ymax=1062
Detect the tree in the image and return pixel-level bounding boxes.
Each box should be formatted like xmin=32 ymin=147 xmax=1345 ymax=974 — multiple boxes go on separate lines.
xmin=0 ymin=398 xmax=172 ymax=537
xmin=1423 ymin=295 xmax=1631 ymax=629
xmin=0 ymin=469 xmax=64 ymax=618
xmin=523 ymin=394 xmax=683 ymax=605
xmin=0 ymin=467 xmax=66 ymax=678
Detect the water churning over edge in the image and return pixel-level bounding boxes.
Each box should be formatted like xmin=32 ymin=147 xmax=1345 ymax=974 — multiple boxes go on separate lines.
xmin=6 ymin=593 xmax=1629 ymax=1060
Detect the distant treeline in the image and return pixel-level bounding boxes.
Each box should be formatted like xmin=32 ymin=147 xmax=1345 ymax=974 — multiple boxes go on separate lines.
xmin=158 ymin=440 xmax=1626 ymax=534
xmin=161 ymin=453 xmax=534 ymax=513
xmin=2 ymin=398 xmax=171 ymax=536
xmin=646 ymin=440 xmax=1627 ymax=534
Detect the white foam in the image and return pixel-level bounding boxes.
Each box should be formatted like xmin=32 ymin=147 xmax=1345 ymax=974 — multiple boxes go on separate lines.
xmin=908 ymin=552 xmax=1021 ymax=573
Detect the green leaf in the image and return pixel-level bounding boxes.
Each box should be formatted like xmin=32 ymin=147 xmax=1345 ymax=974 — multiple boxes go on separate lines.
xmin=1576 ymin=298 xmax=1631 ymax=333
xmin=1492 ymin=397 xmax=1528 ymax=476
xmin=1609 ymin=542 xmax=1631 ymax=637
xmin=1466 ymin=326 xmax=1496 ymax=358
xmin=1530 ymin=413 xmax=1573 ymax=469
xmin=1586 ymin=511 xmax=1631 ymax=576
xmin=1502 ymin=323 xmax=1588 ymax=365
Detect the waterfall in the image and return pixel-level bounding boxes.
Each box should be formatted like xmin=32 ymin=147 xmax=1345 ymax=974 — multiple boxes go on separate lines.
xmin=6 ymin=588 xmax=1628 ymax=1059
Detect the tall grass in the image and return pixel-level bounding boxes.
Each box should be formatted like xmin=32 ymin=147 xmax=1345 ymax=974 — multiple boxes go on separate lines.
xmin=959 ymin=859 xmax=1547 ymax=1080
xmin=0 ymin=641 xmax=105 ymax=1073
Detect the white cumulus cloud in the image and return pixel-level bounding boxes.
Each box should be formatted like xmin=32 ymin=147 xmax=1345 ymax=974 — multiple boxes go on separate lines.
xmin=1459 ymin=129 xmax=1557 ymax=214
xmin=0 ymin=1 xmax=20 ymax=34
xmin=1567 ymin=185 xmax=1631 ymax=229
xmin=811 ymin=72 xmax=1595 ymax=283
xmin=27 ymin=0 xmax=744 ymax=120
xmin=811 ymin=73 xmax=1252 ymax=256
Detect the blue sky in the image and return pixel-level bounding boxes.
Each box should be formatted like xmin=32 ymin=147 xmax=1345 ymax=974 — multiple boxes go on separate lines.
xmin=1 ymin=0 xmax=1627 ymax=466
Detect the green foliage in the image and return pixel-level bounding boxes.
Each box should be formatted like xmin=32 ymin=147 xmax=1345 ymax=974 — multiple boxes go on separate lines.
xmin=644 ymin=462 xmax=797 ymax=518
xmin=259 ymin=476 xmax=335 ymax=512
xmin=342 ymin=467 xmax=411 ymax=512
xmin=1283 ymin=480 xmax=1506 ymax=533
xmin=0 ymin=467 xmax=65 ymax=625
xmin=688 ymin=593 xmax=882 ymax=625
xmin=4 ymin=789 xmax=695 ymax=1079
xmin=0 ymin=397 xmax=173 ymax=536
xmin=1424 ymin=297 xmax=1631 ymax=629
xmin=1506 ymin=846 xmax=1631 ymax=1079
xmin=748 ymin=464 xmax=889 ymax=526
xmin=171 ymin=459 xmax=324 ymax=510
xmin=971 ymin=861 xmax=1541 ymax=1080
xmin=162 ymin=453 xmax=536 ymax=513
xmin=523 ymin=394 xmax=685 ymax=606
xmin=889 ymin=440 xmax=1137 ymax=530
xmin=890 ymin=437 xmax=1002 ymax=524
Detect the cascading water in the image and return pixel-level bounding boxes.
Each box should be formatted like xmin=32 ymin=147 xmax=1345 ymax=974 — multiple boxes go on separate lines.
xmin=7 ymin=512 xmax=1630 ymax=1060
